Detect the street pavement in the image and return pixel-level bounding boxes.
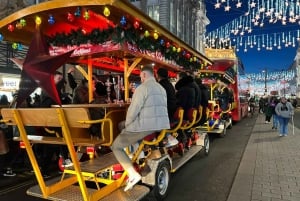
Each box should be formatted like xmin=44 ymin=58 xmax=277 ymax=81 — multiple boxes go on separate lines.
xmin=227 ymin=111 xmax=300 ymax=201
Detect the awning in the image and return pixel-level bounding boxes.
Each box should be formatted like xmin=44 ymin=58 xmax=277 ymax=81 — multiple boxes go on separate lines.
xmin=0 ymin=0 xmax=212 ymax=72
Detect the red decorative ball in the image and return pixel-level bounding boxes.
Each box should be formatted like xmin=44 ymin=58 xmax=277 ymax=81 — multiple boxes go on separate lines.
xmin=133 ymin=21 xmax=140 ymax=29
xmin=8 ymin=24 xmax=14 ymax=32
xmin=67 ymin=12 xmax=75 ymax=22
xmin=166 ymin=41 xmax=170 ymax=48
xmin=186 ymin=53 xmax=191 ymax=59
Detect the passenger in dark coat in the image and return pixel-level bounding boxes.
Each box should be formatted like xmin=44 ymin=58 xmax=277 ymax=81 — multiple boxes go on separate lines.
xmin=195 ymin=77 xmax=209 ymax=125
xmin=174 ymin=72 xmax=195 ymax=151
xmin=175 ymin=73 xmax=195 ymax=120
xmin=156 ymin=68 xmax=177 ymax=122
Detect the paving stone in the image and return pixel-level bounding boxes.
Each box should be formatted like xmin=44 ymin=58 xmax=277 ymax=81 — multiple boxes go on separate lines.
xmin=227 ymin=114 xmax=300 ymax=201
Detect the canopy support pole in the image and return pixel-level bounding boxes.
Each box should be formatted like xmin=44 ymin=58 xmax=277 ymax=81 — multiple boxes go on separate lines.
xmin=88 ymin=58 xmax=93 ymax=103
xmin=124 ymin=57 xmax=142 ymax=101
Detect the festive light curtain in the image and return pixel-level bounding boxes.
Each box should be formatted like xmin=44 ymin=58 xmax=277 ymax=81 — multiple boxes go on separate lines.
xmin=239 ymin=69 xmax=296 ymax=94
xmin=206 ymin=0 xmax=300 ymax=52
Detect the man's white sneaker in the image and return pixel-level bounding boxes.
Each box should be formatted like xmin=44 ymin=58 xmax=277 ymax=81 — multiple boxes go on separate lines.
xmin=165 ymin=134 xmax=178 ymax=148
xmin=63 ymin=159 xmax=73 ymax=167
xmin=124 ymin=174 xmax=141 ymax=192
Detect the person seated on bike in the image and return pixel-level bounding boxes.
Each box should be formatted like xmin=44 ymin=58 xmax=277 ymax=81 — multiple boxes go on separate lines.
xmin=111 ymin=65 xmax=170 ymax=191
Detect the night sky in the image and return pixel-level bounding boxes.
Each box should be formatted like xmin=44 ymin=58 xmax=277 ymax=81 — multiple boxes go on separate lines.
xmin=205 ymin=0 xmax=298 ymax=74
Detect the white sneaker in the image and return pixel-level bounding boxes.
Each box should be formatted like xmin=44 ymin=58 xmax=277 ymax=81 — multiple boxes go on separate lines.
xmin=124 ymin=174 xmax=141 ymax=192
xmin=3 ymin=168 xmax=16 ymax=177
xmin=165 ymin=134 xmax=178 ymax=148
xmin=63 ymin=159 xmax=73 ymax=167
xmin=279 ymin=134 xmax=283 ymax=137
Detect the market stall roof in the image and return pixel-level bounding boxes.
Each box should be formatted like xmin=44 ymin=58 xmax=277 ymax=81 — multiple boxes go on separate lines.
xmin=0 ymin=0 xmax=212 ymax=72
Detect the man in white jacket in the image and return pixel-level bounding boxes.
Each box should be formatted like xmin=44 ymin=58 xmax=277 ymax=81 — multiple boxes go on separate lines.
xmin=111 ymin=65 xmax=170 ymax=191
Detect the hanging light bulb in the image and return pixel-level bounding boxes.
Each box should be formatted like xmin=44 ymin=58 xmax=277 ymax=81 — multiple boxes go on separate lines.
xmin=74 ymin=7 xmax=81 ymax=17
xmin=19 ymin=18 xmax=26 ymax=27
xmin=103 ymin=7 xmax=110 ymax=17
xmin=15 ymin=22 xmax=22 ymax=29
xmin=35 ymin=16 xmax=42 ymax=25
xmin=12 ymin=43 xmax=18 ymax=49
xmin=120 ymin=16 xmax=126 ymax=26
xmin=84 ymin=10 xmax=90 ymax=20
xmin=153 ymin=31 xmax=159 ymax=40
xmin=48 ymin=15 xmax=55 ymax=24
xmin=144 ymin=30 xmax=150 ymax=37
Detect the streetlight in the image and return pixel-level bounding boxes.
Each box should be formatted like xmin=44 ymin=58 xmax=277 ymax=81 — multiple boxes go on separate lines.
xmin=282 ymin=70 xmax=286 ymax=97
xmin=262 ymin=69 xmax=267 ymax=95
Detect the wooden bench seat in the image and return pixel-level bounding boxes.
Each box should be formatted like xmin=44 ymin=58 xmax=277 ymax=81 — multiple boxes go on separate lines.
xmin=1 ymin=107 xmax=126 ymax=147
xmin=13 ymin=135 xmax=105 ymax=146
xmin=0 ymin=106 xmax=127 ymax=201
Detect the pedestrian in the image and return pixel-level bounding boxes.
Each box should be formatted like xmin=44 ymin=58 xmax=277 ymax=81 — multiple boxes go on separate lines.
xmin=258 ymin=97 xmax=265 ymax=113
xmin=275 ymin=97 xmax=294 ymax=137
xmin=270 ymin=97 xmax=279 ymax=129
xmin=111 ymin=65 xmax=170 ymax=191
xmin=264 ymin=97 xmax=272 ymax=124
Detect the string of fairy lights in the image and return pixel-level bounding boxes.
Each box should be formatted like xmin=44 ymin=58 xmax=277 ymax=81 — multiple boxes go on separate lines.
xmin=239 ymin=69 xmax=296 ymax=95
xmin=205 ymin=0 xmax=300 ymax=52
xmin=0 ymin=6 xmax=208 ymax=70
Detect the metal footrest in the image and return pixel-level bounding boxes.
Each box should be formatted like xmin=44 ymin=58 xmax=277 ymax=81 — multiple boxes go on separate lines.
xmin=66 ymin=152 xmax=118 ymax=173
xmin=27 ymin=177 xmax=149 ymax=201
xmin=171 ymin=145 xmax=203 ymax=172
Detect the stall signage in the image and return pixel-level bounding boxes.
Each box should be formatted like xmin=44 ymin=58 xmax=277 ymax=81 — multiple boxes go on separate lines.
xmin=49 ymin=41 xmax=121 ymax=57
xmin=2 ymin=78 xmax=19 ymax=89
xmin=126 ymin=42 xmax=178 ymax=66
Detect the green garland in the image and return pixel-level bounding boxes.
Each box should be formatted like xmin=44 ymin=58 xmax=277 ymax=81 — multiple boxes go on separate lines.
xmin=47 ymin=25 xmax=203 ymax=70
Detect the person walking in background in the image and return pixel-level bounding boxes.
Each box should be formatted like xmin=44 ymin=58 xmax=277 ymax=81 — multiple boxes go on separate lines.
xmin=264 ymin=97 xmax=272 ymax=124
xmin=270 ymin=97 xmax=279 ymax=129
xmin=275 ymin=97 xmax=294 ymax=137
xmin=111 ymin=66 xmax=170 ymax=191
xmin=258 ymin=97 xmax=265 ymax=113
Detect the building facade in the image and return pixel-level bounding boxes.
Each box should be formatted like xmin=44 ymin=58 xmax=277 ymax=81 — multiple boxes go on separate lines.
xmin=130 ymin=0 xmax=209 ymax=54
xmin=291 ymin=46 xmax=300 ymax=98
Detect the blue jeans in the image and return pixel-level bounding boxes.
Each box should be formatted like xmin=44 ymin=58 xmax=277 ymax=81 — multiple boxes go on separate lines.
xmin=272 ymin=114 xmax=278 ymax=128
xmin=277 ymin=116 xmax=290 ymax=135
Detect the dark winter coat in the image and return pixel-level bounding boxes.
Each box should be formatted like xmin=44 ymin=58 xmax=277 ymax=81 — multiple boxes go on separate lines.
xmin=191 ymin=80 xmax=201 ymax=108
xmin=159 ymin=78 xmax=177 ymax=121
xmin=217 ymin=87 xmax=230 ymax=111
xmin=175 ymin=76 xmax=195 ymax=120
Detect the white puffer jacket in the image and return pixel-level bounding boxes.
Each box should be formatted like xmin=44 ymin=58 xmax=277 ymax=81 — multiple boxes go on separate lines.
xmin=125 ymin=77 xmax=170 ymax=132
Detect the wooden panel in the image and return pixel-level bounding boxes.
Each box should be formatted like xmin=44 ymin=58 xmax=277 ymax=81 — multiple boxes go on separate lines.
xmin=63 ymin=108 xmax=91 ymax=128
xmin=102 ymin=109 xmax=126 ymax=144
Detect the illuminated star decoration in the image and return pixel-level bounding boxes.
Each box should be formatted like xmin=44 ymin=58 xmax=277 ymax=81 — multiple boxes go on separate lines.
xmin=16 ymin=29 xmax=73 ymax=107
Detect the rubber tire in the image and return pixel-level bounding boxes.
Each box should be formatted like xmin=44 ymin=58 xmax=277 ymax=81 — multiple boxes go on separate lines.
xmin=153 ymin=160 xmax=171 ymax=200
xmin=203 ymin=134 xmax=210 ymax=156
